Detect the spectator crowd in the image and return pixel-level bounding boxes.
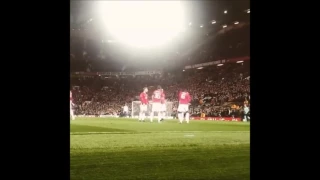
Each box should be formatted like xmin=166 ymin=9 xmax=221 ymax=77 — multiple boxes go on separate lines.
xmin=71 ymin=61 xmax=250 ymax=119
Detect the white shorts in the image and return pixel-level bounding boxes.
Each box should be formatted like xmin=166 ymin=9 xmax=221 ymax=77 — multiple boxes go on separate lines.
xmin=178 ymin=104 xmax=189 ymax=112
xmin=152 ymin=103 xmax=162 ymax=112
xmin=161 ymin=104 xmax=166 ymax=112
xmin=140 ymin=104 xmax=148 ymax=112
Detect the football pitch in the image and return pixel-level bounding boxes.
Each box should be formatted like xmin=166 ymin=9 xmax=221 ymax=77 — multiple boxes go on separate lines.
xmin=70 ymin=118 xmax=250 ymax=180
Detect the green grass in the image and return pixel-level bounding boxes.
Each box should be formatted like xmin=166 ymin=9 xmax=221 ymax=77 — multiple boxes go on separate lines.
xmin=70 ymin=118 xmax=250 ymax=180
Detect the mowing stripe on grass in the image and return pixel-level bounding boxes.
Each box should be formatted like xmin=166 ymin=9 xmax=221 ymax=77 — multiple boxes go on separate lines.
xmin=70 ymin=131 xmax=249 ymax=135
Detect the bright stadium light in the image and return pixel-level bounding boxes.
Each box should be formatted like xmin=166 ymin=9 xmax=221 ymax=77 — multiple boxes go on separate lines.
xmin=217 ymin=64 xmax=224 ymax=66
xmin=96 ymin=1 xmax=186 ymax=48
xmin=237 ymin=60 xmax=244 ymax=63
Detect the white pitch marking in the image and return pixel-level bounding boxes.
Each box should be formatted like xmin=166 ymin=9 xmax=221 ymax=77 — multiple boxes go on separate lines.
xmin=184 ymin=134 xmax=195 ymax=137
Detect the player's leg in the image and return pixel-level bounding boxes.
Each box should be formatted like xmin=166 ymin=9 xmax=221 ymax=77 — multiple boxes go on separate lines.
xmin=242 ymin=113 xmax=246 ymax=121
xmin=70 ymin=109 xmax=75 ymax=120
xmin=244 ymin=113 xmax=248 ymax=122
xmin=184 ymin=105 xmax=190 ymax=123
xmin=162 ymin=104 xmax=167 ymax=121
xmin=139 ymin=105 xmax=147 ymax=122
xmin=177 ymin=104 xmax=184 ymax=123
xmin=178 ymin=112 xmax=184 ymax=123
xmin=157 ymin=111 xmax=162 ymax=123
xmin=141 ymin=111 xmax=146 ymax=121
xmin=138 ymin=112 xmax=142 ymax=121
xmin=141 ymin=105 xmax=146 ymax=122
xmin=70 ymin=102 xmax=75 ymax=120
xmin=159 ymin=106 xmax=163 ymax=121
xmin=160 ymin=104 xmax=165 ymax=121
xmin=159 ymin=111 xmax=163 ymax=121
xmin=185 ymin=111 xmax=190 ymax=123
xmin=159 ymin=109 xmax=163 ymax=122
xmin=160 ymin=111 xmax=165 ymax=121
xmin=150 ymin=111 xmax=154 ymax=122
xmin=151 ymin=103 xmax=160 ymax=122
xmin=150 ymin=103 xmax=154 ymax=122
xmin=155 ymin=104 xmax=162 ymax=123
xmin=138 ymin=105 xmax=143 ymax=121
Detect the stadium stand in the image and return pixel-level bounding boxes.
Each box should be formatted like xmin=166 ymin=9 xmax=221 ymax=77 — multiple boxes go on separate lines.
xmin=70 ymin=9 xmax=250 ymax=120
xmin=71 ymin=60 xmax=249 ymax=118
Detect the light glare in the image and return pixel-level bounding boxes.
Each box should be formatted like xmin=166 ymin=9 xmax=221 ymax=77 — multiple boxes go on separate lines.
xmin=96 ymin=1 xmax=185 ymax=48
